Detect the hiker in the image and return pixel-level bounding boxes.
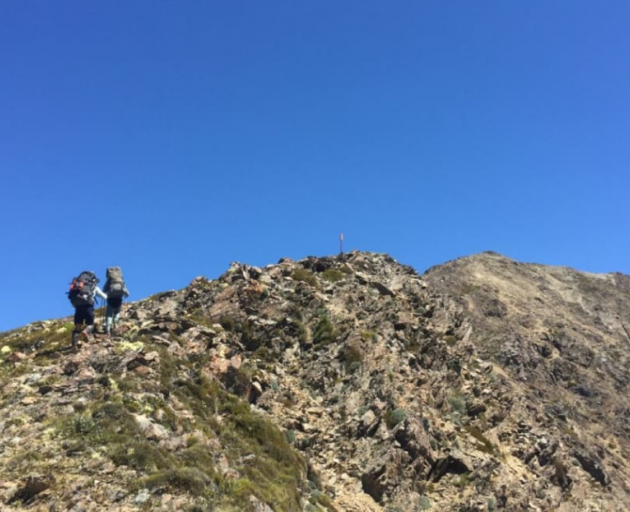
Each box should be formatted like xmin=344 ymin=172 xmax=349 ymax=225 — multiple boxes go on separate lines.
xmin=103 ymin=267 xmax=129 ymax=336
xmin=67 ymin=271 xmax=108 ymax=348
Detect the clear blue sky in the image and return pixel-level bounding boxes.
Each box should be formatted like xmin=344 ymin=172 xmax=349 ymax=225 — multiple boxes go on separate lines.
xmin=1 ymin=1 xmax=629 ymax=332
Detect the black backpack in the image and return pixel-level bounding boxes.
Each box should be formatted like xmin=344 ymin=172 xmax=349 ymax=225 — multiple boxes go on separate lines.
xmin=68 ymin=271 xmax=98 ymax=307
xmin=105 ymin=267 xmax=126 ymax=298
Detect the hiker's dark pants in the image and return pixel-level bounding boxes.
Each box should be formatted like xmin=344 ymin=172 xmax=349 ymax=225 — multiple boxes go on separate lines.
xmin=73 ymin=305 xmax=95 ymax=345
xmin=106 ymin=297 xmax=123 ymax=333
xmin=74 ymin=305 xmax=95 ymax=326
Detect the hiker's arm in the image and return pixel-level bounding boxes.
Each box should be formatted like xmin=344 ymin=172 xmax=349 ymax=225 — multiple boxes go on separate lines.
xmin=95 ymin=287 xmax=108 ymax=300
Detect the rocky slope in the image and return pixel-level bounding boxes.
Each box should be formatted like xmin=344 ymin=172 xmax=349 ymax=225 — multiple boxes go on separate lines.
xmin=1 ymin=251 xmax=630 ymax=511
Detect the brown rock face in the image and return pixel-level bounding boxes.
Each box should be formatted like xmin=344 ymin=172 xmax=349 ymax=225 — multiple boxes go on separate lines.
xmin=1 ymin=251 xmax=630 ymax=511
xmin=423 ymin=252 xmax=630 ymax=511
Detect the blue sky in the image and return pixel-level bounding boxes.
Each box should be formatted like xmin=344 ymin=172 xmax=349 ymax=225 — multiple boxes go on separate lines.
xmin=1 ymin=1 xmax=629 ymax=332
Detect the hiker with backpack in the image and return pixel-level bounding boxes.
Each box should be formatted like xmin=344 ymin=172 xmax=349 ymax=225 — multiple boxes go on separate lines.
xmin=103 ymin=267 xmax=129 ymax=336
xmin=68 ymin=271 xmax=108 ymax=349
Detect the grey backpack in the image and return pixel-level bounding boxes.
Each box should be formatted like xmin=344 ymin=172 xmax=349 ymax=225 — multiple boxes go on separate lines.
xmin=106 ymin=267 xmax=126 ymax=298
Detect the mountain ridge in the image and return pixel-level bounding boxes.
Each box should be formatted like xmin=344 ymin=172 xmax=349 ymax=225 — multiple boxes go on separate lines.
xmin=1 ymin=251 xmax=630 ymax=511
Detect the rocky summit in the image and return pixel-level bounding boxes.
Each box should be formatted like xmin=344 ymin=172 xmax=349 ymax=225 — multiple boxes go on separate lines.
xmin=2 ymin=251 xmax=630 ymax=512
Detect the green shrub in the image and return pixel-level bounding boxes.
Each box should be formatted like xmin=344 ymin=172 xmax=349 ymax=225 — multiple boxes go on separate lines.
xmin=419 ymin=496 xmax=432 ymax=510
xmin=448 ymin=395 xmax=467 ymax=414
xmin=342 ymin=343 xmax=363 ymax=366
xmin=360 ymin=330 xmax=377 ymax=342
xmin=5 ymin=417 xmax=24 ymax=428
xmin=348 ymin=361 xmax=361 ymax=373
xmin=310 ymin=489 xmax=335 ymax=510
xmin=321 ymin=269 xmax=344 ymax=283
xmin=292 ymin=268 xmax=318 ymax=287
xmin=6 ymin=448 xmax=43 ymax=472
xmin=454 ymin=472 xmax=472 ymax=488
xmin=443 ymin=335 xmax=457 ymax=346
xmin=109 ymin=441 xmax=172 ymax=472
xmin=140 ymin=467 xmax=214 ymax=495
xmin=446 ymin=358 xmax=462 ymax=374
xmin=313 ymin=316 xmax=336 ymax=345
xmin=385 ymin=408 xmax=407 ymax=429
xmin=66 ymin=414 xmax=95 ymax=435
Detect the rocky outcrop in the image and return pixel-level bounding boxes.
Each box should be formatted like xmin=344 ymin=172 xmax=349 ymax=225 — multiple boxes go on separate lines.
xmin=1 ymin=251 xmax=630 ymax=511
